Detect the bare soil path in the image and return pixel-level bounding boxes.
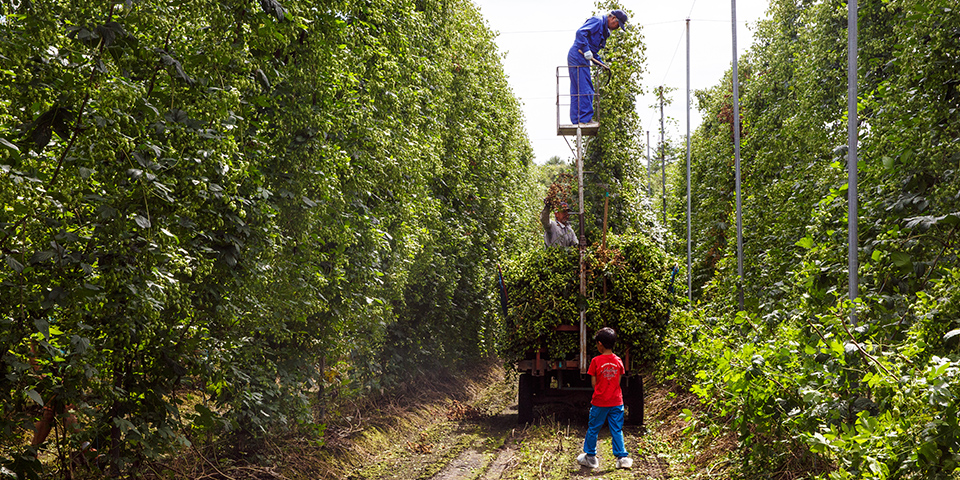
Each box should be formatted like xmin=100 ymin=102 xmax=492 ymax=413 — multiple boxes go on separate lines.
xmin=334 ymin=363 xmax=721 ymax=480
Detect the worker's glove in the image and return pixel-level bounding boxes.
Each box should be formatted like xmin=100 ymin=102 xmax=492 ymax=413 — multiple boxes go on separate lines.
xmin=583 ymin=50 xmax=594 ymax=62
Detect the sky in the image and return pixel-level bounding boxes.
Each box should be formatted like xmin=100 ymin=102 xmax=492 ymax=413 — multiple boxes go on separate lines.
xmin=472 ymin=0 xmax=773 ymax=163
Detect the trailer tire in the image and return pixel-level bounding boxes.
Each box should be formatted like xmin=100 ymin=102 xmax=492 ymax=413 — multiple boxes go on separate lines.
xmin=518 ymin=373 xmax=534 ymax=424
xmin=624 ymin=376 xmax=644 ymax=427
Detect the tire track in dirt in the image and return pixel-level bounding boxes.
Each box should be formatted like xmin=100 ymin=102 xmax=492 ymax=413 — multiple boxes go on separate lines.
xmin=422 ymin=385 xmax=672 ymax=480
xmin=631 ymin=455 xmax=670 ymax=479
xmin=431 ymin=448 xmax=490 ymax=480
xmin=430 ymin=394 xmax=521 ymax=480
xmin=479 ymin=445 xmax=517 ymax=480
xmin=344 ymin=368 xmax=684 ymax=480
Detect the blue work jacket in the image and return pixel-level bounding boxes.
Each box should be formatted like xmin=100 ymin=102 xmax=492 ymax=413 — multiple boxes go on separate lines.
xmin=569 ymin=15 xmax=610 ymax=65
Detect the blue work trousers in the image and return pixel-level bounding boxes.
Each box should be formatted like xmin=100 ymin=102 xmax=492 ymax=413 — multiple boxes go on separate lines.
xmin=567 ymin=49 xmax=594 ymax=124
xmin=582 ymin=405 xmax=628 ymax=458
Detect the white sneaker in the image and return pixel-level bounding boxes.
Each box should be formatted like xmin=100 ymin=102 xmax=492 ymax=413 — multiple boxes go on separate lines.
xmin=577 ymin=453 xmax=599 ymax=469
xmin=616 ymin=457 xmax=634 ymax=469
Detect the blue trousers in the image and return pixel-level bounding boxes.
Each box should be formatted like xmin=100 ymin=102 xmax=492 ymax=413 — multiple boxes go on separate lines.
xmin=567 ymin=49 xmax=594 ymax=124
xmin=582 ymin=405 xmax=628 ymax=457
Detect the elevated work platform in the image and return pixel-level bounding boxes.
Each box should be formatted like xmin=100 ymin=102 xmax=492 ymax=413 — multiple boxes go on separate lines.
xmin=556 ymin=66 xmax=601 ymax=137
xmin=557 ymin=123 xmax=599 ymax=136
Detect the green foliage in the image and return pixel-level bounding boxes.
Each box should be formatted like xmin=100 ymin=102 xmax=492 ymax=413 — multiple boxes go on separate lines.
xmin=582 ymin=1 xmax=656 ymax=240
xmin=0 ymin=0 xmax=538 ymax=476
xmin=501 ymin=234 xmax=674 ymax=365
xmin=662 ymin=0 xmax=960 ymax=478
xmin=534 ymin=157 xmax=573 ymax=191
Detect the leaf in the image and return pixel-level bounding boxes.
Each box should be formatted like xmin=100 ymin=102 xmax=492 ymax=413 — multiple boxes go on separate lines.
xmin=160 ymin=228 xmax=179 ymax=242
xmin=941 ymin=213 xmax=960 ymax=226
xmin=34 ymin=318 xmax=50 ymax=340
xmin=901 ymin=149 xmax=915 ymax=164
xmin=51 ymin=108 xmax=74 ymax=140
xmin=194 ymin=404 xmax=216 ymax=429
xmin=113 ymin=417 xmax=138 ymax=435
xmin=42 ymin=287 xmax=66 ymax=309
xmin=31 ymin=124 xmax=53 ymax=150
xmin=134 ymin=214 xmax=151 ymax=228
xmin=69 ymin=27 xmax=101 ymax=48
xmin=5 ymin=255 xmax=24 ymax=273
xmin=904 ymin=215 xmax=936 ymax=231
xmin=890 ymin=252 xmax=912 ymax=268
xmin=919 ymin=440 xmax=939 ymax=463
xmin=71 ymin=335 xmax=90 ymax=355
xmin=259 ymin=0 xmax=287 ymax=21
xmin=944 ymin=329 xmax=960 ymax=342
xmin=255 ymin=68 xmax=270 ymax=91
xmin=164 ymin=109 xmax=190 ymax=124
xmin=795 ymin=236 xmax=814 ymax=249
xmin=159 ymin=52 xmax=193 ymax=85
xmin=26 ymin=389 xmax=44 ymax=406
xmin=95 ymin=21 xmax=127 ymax=48
xmin=29 ymin=250 xmax=56 ymax=264
xmin=881 ymin=156 xmax=894 ymax=170
xmin=0 ymin=137 xmax=19 ymax=154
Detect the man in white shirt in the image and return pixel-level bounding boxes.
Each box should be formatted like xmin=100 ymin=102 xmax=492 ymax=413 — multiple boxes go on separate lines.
xmin=541 ymin=198 xmax=579 ymax=247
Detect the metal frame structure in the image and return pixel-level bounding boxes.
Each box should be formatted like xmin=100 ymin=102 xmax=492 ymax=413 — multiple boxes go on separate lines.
xmin=512 ymin=63 xmax=644 ymax=427
xmin=556 ymin=66 xmax=600 ymax=137
xmin=555 ymin=65 xmax=598 ymax=374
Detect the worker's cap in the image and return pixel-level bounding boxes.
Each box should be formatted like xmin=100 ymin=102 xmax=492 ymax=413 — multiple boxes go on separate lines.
xmin=557 ymin=201 xmax=571 ymax=212
xmin=611 ymin=10 xmax=629 ymax=31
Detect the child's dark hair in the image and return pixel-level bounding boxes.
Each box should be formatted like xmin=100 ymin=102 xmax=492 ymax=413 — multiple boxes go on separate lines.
xmin=594 ymin=327 xmax=616 ymax=350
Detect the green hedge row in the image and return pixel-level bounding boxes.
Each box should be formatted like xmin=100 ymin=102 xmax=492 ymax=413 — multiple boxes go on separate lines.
xmin=0 ymin=0 xmax=538 ymax=475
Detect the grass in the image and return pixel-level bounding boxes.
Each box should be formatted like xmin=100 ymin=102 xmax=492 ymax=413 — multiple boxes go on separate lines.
xmin=13 ymin=358 xmax=757 ymax=479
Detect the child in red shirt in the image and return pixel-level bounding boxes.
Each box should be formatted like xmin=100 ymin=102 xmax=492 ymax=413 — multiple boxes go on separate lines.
xmin=576 ymin=327 xmax=633 ymax=469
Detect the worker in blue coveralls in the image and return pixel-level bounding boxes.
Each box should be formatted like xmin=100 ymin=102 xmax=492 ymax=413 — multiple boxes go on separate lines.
xmin=568 ymin=9 xmax=629 ymax=125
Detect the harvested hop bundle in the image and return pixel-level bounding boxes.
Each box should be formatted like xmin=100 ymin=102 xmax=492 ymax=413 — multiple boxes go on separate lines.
xmin=501 ymin=234 xmax=674 ymax=365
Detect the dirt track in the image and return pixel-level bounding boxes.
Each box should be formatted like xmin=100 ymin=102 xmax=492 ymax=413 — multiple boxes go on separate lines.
xmin=340 ymin=366 xmax=686 ymax=480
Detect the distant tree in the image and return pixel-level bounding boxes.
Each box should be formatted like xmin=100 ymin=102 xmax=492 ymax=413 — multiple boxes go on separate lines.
xmin=535 ymin=158 xmax=573 ymax=190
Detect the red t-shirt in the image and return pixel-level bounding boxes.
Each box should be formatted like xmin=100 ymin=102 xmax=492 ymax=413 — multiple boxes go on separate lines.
xmin=588 ymin=353 xmax=624 ymax=407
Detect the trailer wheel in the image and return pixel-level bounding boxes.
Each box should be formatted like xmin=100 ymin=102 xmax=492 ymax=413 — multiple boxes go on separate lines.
xmin=624 ymin=376 xmax=644 ymax=427
xmin=518 ymin=373 xmax=534 ymax=424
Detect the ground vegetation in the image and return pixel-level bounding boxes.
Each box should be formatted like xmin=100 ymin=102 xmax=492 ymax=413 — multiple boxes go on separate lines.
xmin=664 ymin=0 xmax=960 ymax=478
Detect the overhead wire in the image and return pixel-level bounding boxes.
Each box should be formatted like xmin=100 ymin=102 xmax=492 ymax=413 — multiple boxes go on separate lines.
xmin=643 ymin=0 xmax=698 ymax=132
xmin=646 ymin=0 xmax=759 ymax=140
xmin=504 ymin=4 xmax=758 ymax=161
xmin=647 ymin=17 xmax=690 ymax=136
xmin=651 ymin=0 xmax=699 ymax=133
xmin=496 ymin=19 xmax=687 ymax=35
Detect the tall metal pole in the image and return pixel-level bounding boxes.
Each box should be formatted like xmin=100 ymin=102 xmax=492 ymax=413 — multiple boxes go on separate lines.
xmin=686 ymin=19 xmax=692 ymax=305
xmin=647 ymin=130 xmax=651 ymax=195
xmin=577 ymin=126 xmax=587 ymax=373
xmin=731 ymin=0 xmax=744 ymax=311
xmin=848 ymin=0 xmax=859 ymax=323
xmin=660 ymin=90 xmax=666 ymax=226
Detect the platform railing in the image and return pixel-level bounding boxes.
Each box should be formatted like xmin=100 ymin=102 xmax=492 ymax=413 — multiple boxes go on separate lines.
xmin=556 ymin=65 xmax=600 ymax=136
